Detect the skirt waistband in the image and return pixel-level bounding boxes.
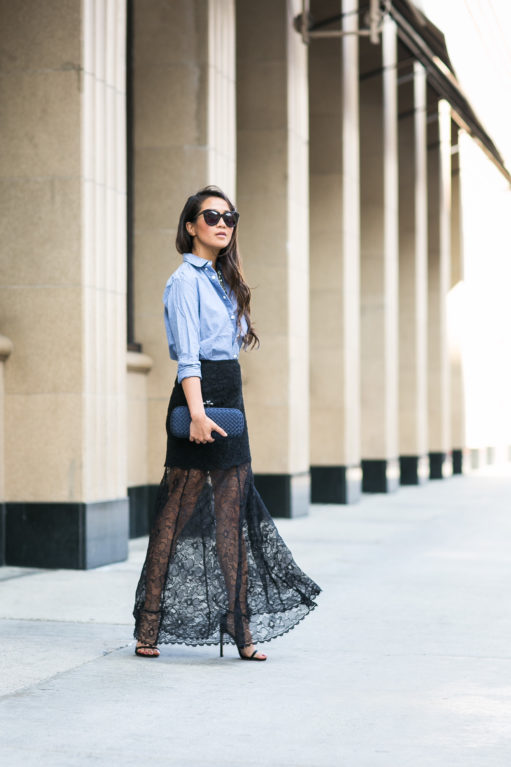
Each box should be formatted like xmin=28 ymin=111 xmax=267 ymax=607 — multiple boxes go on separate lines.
xmin=199 ymin=359 xmax=240 ymax=367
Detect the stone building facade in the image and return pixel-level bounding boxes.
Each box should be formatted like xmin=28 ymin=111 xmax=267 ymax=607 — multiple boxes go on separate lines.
xmin=1 ymin=0 xmax=510 ymax=568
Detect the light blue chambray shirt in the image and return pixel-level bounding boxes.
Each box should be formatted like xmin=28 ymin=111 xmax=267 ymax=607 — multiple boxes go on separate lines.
xmin=163 ymin=252 xmax=249 ymax=383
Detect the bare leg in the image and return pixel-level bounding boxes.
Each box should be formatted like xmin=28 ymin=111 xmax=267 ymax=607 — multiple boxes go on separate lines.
xmin=136 ymin=467 xmax=207 ymax=656
xmin=211 ymin=464 xmax=267 ymax=660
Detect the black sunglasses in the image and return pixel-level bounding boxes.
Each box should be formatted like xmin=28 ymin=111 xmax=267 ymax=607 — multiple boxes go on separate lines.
xmin=196 ymin=208 xmax=240 ymax=228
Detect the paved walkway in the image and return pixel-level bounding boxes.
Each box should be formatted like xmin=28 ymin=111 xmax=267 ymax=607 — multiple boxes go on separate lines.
xmin=1 ymin=464 xmax=511 ymax=766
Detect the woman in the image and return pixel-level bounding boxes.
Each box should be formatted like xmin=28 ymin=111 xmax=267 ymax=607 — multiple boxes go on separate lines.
xmin=132 ymin=185 xmax=321 ymax=661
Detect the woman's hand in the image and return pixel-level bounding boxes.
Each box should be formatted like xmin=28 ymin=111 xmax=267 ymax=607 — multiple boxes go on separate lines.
xmin=189 ymin=414 xmax=228 ymax=444
xmin=181 ymin=376 xmax=227 ymax=443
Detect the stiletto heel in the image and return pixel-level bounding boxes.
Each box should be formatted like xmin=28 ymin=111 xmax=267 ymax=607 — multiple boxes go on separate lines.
xmin=219 ymin=613 xmax=267 ymax=661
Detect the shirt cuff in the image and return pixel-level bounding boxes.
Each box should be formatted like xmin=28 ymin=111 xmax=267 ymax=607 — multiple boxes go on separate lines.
xmin=177 ymin=361 xmax=202 ymax=384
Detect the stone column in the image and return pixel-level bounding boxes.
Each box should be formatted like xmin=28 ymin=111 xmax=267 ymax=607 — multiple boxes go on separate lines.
xmin=236 ymin=0 xmax=310 ymax=517
xmin=131 ymin=0 xmax=236 ymax=518
xmin=0 ymin=0 xmax=129 ymax=568
xmin=449 ymin=125 xmax=466 ymax=474
xmin=427 ymin=98 xmax=452 ymax=478
xmin=398 ymin=61 xmax=429 ymax=484
xmin=359 ymin=17 xmax=399 ymax=492
xmin=309 ymin=0 xmax=361 ymax=504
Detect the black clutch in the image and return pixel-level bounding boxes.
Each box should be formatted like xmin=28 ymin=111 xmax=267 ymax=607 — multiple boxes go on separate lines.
xmin=169 ymin=406 xmax=245 ymax=439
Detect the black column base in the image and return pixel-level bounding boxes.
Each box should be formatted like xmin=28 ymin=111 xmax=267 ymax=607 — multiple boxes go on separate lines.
xmin=429 ymin=452 xmax=453 ymax=479
xmin=0 ymin=502 xmax=5 ymax=566
xmin=310 ymin=465 xmax=362 ymax=504
xmin=128 ymin=484 xmax=160 ymax=538
xmin=451 ymin=448 xmax=467 ymax=475
xmin=5 ymin=498 xmax=129 ymax=569
xmin=399 ymin=455 xmax=430 ymax=485
xmin=254 ymin=472 xmax=309 ymax=518
xmin=361 ymin=459 xmax=400 ymax=493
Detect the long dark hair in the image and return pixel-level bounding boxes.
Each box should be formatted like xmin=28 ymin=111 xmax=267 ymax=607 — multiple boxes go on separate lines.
xmin=175 ymin=185 xmax=259 ymax=350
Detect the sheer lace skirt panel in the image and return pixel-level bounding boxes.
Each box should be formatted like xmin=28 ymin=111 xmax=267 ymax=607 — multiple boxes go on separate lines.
xmin=132 ymin=462 xmax=321 ymax=648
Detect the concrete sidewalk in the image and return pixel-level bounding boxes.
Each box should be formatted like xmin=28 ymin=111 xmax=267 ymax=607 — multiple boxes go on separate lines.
xmin=2 ymin=465 xmax=511 ymax=766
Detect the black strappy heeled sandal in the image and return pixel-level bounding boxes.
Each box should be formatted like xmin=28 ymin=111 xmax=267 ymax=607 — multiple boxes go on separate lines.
xmin=219 ymin=613 xmax=267 ymax=661
xmin=135 ymin=642 xmax=160 ymax=657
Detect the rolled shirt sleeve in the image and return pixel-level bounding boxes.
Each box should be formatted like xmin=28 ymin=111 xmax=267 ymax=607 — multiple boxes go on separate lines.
xmin=166 ymin=274 xmax=202 ymax=383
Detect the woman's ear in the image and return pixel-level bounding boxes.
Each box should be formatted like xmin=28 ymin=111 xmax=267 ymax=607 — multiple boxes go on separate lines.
xmin=186 ymin=221 xmax=196 ymax=238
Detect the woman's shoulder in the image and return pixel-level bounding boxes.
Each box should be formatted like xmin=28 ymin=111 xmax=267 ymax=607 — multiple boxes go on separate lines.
xmin=163 ymin=261 xmax=200 ymax=298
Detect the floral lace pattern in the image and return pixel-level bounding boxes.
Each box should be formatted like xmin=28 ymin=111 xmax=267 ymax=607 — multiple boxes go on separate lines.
xmin=133 ymin=358 xmax=321 ymax=649
xmin=133 ymin=462 xmax=321 ymax=648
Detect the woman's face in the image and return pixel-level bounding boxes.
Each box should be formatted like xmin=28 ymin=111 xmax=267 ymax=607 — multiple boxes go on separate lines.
xmin=186 ymin=196 xmax=235 ymax=254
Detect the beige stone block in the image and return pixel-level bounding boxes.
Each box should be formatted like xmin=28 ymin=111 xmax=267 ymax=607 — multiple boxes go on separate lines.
xmin=0 ymin=177 xmax=81 ymax=285
xmin=134 ymin=146 xmax=208 ymax=230
xmin=310 ymin=234 xmax=343 ymax=282
xmin=236 ymin=59 xmax=286 ymax=131
xmin=309 ymin=34 xmax=341 ymax=113
xmin=127 ymin=370 xmax=149 ymax=487
xmin=310 ymin=289 xmax=343 ymax=349
xmin=135 ymin=340 xmax=168 ymax=397
xmin=134 ymin=230 xmax=179 ymax=322
xmin=246 ymin=270 xmax=288 ymax=336
xmin=5 ymin=392 xmax=82 ymax=502
xmin=0 ymin=286 xmax=82 ymax=395
xmin=309 ymin=116 xmax=342 ymax=175
xmin=0 ymin=340 xmax=12 ymax=501
xmin=134 ymin=63 xmax=207 ymax=149
xmin=310 ymin=405 xmax=345 ymax=465
xmin=134 ymin=0 xmax=208 ymax=69
xmin=362 ymin=253 xmax=386 ymax=297
xmin=146 ymin=396 xmax=169 ymax=483
xmin=0 ymin=0 xmax=81 ymax=73
xmin=245 ymin=402 xmax=290 ymax=475
xmin=236 ymin=130 xmax=287 ymax=196
xmin=133 ymin=229 xmax=180 ymax=401
xmin=309 ymin=174 xmax=343 ymax=230
xmin=241 ymin=337 xmax=289 ymax=408
xmin=140 ymin=335 xmax=174 ymax=401
xmin=310 ymin=353 xmax=343 ymax=404
xmin=236 ymin=201 xmax=287 ymax=269
xmin=236 ymin=0 xmax=285 ymax=63
xmin=0 ymin=71 xmax=80 ymax=178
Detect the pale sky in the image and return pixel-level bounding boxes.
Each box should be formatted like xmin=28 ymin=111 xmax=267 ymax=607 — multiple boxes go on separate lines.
xmin=419 ymin=0 xmax=511 ymax=169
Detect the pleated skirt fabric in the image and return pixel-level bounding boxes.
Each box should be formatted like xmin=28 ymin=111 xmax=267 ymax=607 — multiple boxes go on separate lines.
xmin=132 ymin=359 xmax=321 ymax=650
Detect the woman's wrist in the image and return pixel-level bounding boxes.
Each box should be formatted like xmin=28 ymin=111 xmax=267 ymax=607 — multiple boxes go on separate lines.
xmin=181 ymin=376 xmax=205 ymax=421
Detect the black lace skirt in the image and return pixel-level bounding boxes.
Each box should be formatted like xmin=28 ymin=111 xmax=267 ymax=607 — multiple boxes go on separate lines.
xmin=132 ymin=359 xmax=321 ymax=650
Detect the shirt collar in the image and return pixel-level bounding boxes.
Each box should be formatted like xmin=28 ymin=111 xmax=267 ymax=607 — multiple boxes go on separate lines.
xmin=183 ymin=252 xmax=211 ymax=269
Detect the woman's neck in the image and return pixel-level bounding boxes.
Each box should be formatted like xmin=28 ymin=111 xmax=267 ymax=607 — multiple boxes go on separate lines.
xmin=192 ymin=244 xmax=220 ymax=269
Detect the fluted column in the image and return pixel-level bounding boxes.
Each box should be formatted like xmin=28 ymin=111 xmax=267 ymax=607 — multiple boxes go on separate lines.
xmin=398 ymin=61 xmax=429 ymax=484
xmin=359 ymin=17 xmax=399 ymax=492
xmin=236 ymin=0 xmax=310 ymax=517
xmin=309 ymin=0 xmax=361 ymax=503
xmin=1 ymin=0 xmax=128 ymax=568
xmin=427 ymin=99 xmax=452 ymax=478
